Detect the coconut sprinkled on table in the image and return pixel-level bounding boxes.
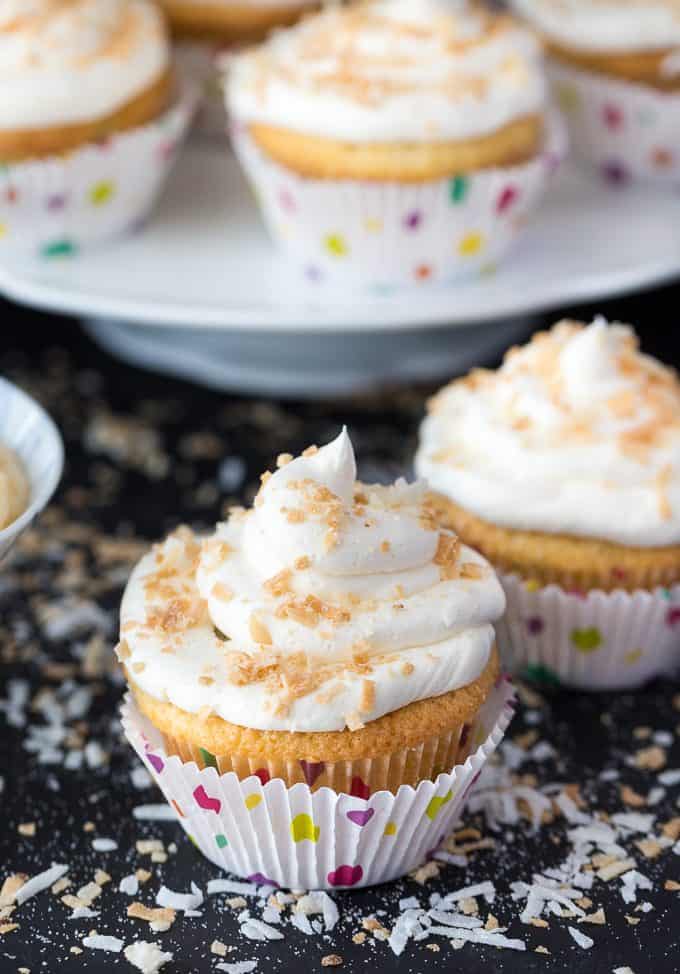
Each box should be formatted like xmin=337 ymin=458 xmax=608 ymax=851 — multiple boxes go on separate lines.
xmin=1 ymin=329 xmax=679 ymax=972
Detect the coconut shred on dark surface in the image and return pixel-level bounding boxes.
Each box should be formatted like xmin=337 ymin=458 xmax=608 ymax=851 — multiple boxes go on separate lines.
xmin=1 ymin=296 xmax=680 ymax=974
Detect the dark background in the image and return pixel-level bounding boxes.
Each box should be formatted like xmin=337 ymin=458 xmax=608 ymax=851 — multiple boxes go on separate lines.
xmin=1 ymin=283 xmax=680 ymax=973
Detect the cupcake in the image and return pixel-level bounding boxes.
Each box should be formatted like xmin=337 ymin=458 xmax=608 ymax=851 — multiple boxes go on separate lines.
xmin=512 ymin=0 xmax=680 ymax=184
xmin=160 ymin=0 xmax=319 ymax=139
xmin=119 ymin=429 xmax=513 ymax=888
xmin=226 ymin=0 xmax=564 ymax=286
xmin=0 ymin=0 xmax=196 ymax=257
xmin=416 ymin=318 xmax=680 ymax=690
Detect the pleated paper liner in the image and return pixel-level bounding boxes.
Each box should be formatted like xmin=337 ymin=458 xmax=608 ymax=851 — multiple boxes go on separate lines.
xmin=497 ymin=574 xmax=680 ymax=691
xmin=550 ymin=60 xmax=680 ymax=185
xmin=121 ymin=678 xmax=516 ymax=890
xmin=154 ymin=720 xmax=475 ymax=795
xmin=0 ymin=80 xmax=198 ymax=258
xmin=230 ymin=112 xmax=566 ymax=286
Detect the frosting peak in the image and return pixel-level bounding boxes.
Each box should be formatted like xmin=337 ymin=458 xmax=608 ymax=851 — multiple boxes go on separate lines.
xmin=416 ymin=318 xmax=680 ymax=547
xmin=121 ymin=430 xmax=505 ymax=732
xmin=227 ymin=0 xmax=546 ymax=143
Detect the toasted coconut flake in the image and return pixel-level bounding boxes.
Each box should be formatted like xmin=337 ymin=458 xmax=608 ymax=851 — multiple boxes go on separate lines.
xmin=249 ymin=613 xmax=272 ymax=646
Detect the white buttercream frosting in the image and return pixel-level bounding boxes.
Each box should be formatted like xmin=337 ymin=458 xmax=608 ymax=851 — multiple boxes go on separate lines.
xmin=0 ymin=0 xmax=169 ymax=130
xmin=120 ymin=430 xmax=505 ymax=732
xmin=416 ymin=318 xmax=680 ymax=548
xmin=227 ymin=0 xmax=546 ymax=143
xmin=511 ymin=0 xmax=680 ymax=53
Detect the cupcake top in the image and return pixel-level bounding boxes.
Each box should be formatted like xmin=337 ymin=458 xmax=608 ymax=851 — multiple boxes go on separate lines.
xmin=511 ymin=0 xmax=680 ymax=54
xmin=417 ymin=319 xmax=680 ymax=548
xmin=119 ymin=430 xmax=505 ymax=733
xmin=0 ymin=0 xmax=169 ymax=131
xmin=0 ymin=441 xmax=29 ymax=530
xmin=227 ymin=0 xmax=546 ymax=143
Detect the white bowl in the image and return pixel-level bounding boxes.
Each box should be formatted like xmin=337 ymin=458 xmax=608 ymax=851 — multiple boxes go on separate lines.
xmin=0 ymin=376 xmax=64 ymax=561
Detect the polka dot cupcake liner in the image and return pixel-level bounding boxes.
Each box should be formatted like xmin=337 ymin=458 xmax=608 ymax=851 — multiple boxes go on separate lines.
xmin=550 ymin=61 xmax=680 ymax=186
xmin=230 ymin=113 xmax=566 ymax=287
xmin=121 ymin=678 xmax=515 ymax=891
xmin=497 ymin=574 xmax=680 ymax=691
xmin=0 ymin=80 xmax=198 ymax=259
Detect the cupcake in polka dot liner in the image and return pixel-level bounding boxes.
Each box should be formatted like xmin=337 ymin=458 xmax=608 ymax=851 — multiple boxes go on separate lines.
xmin=511 ymin=0 xmax=680 ymax=185
xmin=416 ymin=318 xmax=680 ymax=691
xmin=159 ymin=0 xmax=319 ymax=140
xmin=0 ymin=0 xmax=197 ymax=258
xmin=224 ymin=0 xmax=565 ymax=286
xmin=118 ymin=429 xmax=514 ymax=889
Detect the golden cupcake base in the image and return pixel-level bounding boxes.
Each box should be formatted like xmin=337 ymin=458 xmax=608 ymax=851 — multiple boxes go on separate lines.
xmin=129 ymin=648 xmax=500 ymax=794
xmin=161 ymin=0 xmax=318 ymax=43
xmin=430 ymin=492 xmax=680 ymax=593
xmin=249 ymin=114 xmax=544 ymax=182
xmin=546 ymin=39 xmax=680 ymax=92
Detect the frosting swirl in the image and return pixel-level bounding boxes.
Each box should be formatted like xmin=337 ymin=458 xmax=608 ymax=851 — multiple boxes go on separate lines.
xmin=416 ymin=318 xmax=680 ymax=548
xmin=511 ymin=0 xmax=680 ymax=53
xmin=120 ymin=430 xmax=505 ymax=732
xmin=0 ymin=0 xmax=169 ymax=129
xmin=227 ymin=0 xmax=546 ymax=143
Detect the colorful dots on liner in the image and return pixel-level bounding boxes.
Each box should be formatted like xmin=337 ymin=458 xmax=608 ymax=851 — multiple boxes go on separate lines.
xmin=324 ymin=233 xmax=348 ymax=257
xmin=524 ymin=664 xmax=561 ymax=687
xmin=425 ymin=790 xmax=453 ymax=821
xmin=449 ymin=175 xmax=468 ymax=203
xmin=571 ymin=627 xmax=603 ymax=654
xmin=458 ymin=232 xmax=484 ymax=257
xmin=90 ymin=180 xmax=115 ymax=206
xmin=199 ymin=747 xmax=217 ymax=769
xmin=41 ymin=239 xmax=77 ymax=259
xmin=290 ymin=813 xmax=320 ymax=844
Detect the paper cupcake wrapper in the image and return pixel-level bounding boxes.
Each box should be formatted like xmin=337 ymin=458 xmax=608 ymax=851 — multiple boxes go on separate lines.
xmin=550 ymin=60 xmax=680 ymax=185
xmin=121 ymin=678 xmax=515 ymax=890
xmin=147 ymin=717 xmax=477 ymax=794
xmin=0 ymin=82 xmax=198 ymax=259
xmin=231 ymin=112 xmax=566 ymax=286
xmin=175 ymin=42 xmax=230 ymax=141
xmin=497 ymin=574 xmax=680 ymax=690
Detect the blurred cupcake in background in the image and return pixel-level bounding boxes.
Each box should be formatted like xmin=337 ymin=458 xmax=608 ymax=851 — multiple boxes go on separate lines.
xmin=512 ymin=0 xmax=680 ymax=185
xmin=120 ymin=429 xmax=514 ymax=889
xmin=160 ymin=0 xmax=320 ymax=139
xmin=225 ymin=0 xmax=564 ymax=287
xmin=416 ymin=318 xmax=680 ymax=690
xmin=0 ymin=0 xmax=196 ymax=257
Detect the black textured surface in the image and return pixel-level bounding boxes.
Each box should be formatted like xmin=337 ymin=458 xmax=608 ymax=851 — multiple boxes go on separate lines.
xmin=1 ymin=288 xmax=680 ymax=974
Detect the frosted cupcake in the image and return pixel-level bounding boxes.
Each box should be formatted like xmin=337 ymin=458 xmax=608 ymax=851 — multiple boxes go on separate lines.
xmin=0 ymin=0 xmax=196 ymax=256
xmin=512 ymin=0 xmax=680 ymax=184
xmin=226 ymin=0 xmax=564 ymax=286
xmin=160 ymin=0 xmax=319 ymax=139
xmin=416 ymin=319 xmax=680 ymax=690
xmin=119 ymin=430 xmax=513 ymax=888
